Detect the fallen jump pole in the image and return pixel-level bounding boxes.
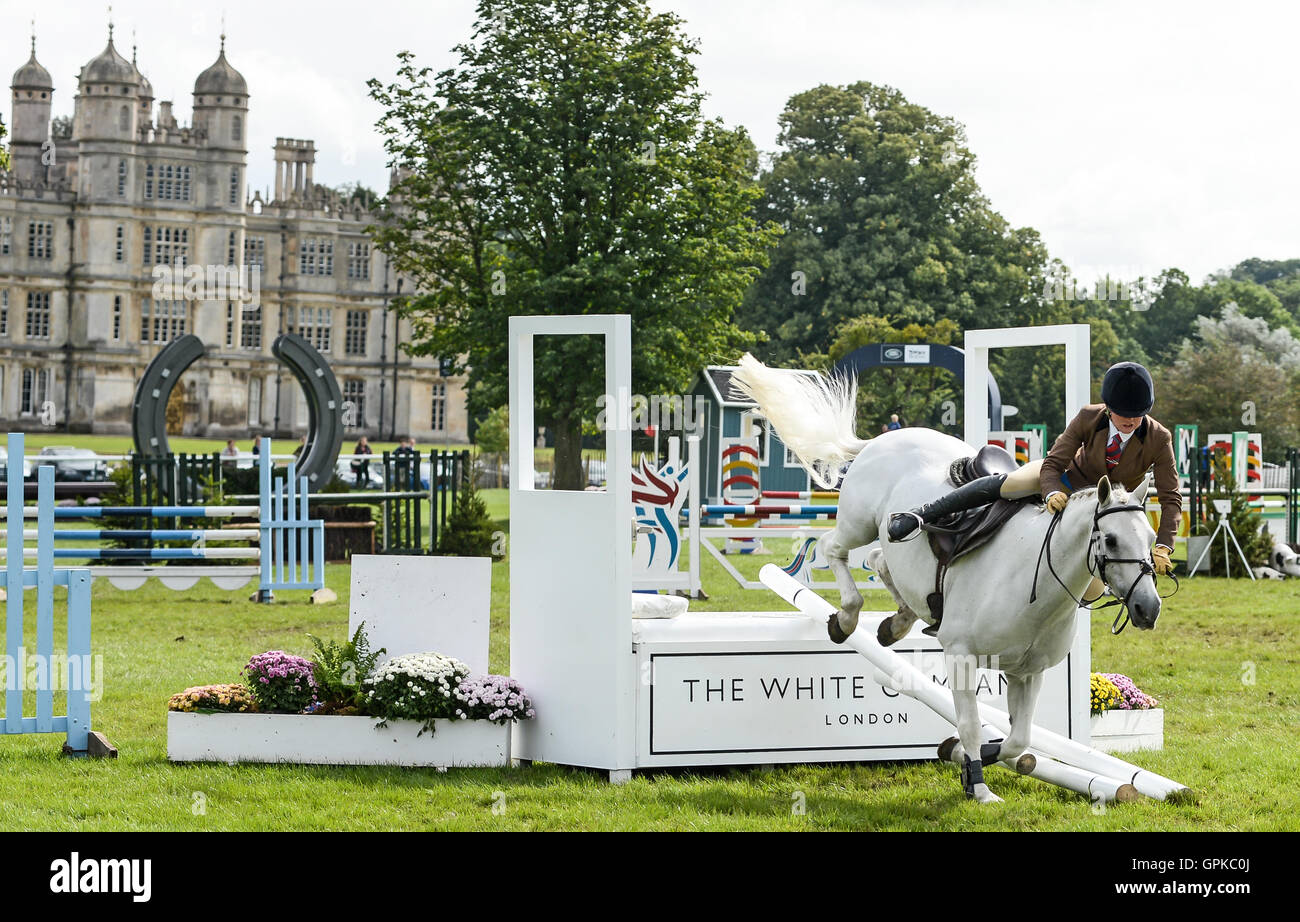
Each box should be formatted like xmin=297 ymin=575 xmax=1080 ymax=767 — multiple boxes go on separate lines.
xmin=701 ymin=504 xmax=838 ymax=516
xmin=759 ymin=564 xmax=1191 ymax=803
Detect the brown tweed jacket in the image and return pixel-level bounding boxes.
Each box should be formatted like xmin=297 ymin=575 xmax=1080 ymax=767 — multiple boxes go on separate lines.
xmin=1040 ymin=404 xmax=1182 ymax=547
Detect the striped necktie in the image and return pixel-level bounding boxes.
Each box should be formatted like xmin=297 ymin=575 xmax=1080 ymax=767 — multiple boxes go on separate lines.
xmin=1106 ymin=433 xmax=1122 ymax=470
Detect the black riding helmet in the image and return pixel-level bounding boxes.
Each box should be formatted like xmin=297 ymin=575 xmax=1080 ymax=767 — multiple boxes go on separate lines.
xmin=1101 ymin=362 xmax=1154 ymax=417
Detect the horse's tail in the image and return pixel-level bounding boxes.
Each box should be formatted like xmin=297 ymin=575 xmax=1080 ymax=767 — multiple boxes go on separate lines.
xmin=732 ymin=354 xmax=869 ymax=489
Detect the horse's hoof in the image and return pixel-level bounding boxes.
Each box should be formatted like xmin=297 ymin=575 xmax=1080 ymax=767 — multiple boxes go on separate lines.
xmin=938 ymin=736 xmax=959 ymax=763
xmin=827 ymin=615 xmax=848 ymax=645
xmin=969 ymin=785 xmax=1004 ymax=804
xmin=877 ymin=617 xmax=901 ymax=647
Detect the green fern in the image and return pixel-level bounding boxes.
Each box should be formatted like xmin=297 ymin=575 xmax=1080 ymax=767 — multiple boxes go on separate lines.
xmin=307 ymin=622 xmax=387 ymax=714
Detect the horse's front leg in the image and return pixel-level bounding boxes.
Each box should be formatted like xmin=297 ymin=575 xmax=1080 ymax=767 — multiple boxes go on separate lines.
xmin=820 ymin=528 xmax=864 ymax=644
xmin=947 ymin=651 xmax=1003 ymax=804
xmin=993 ymin=672 xmax=1042 ymax=765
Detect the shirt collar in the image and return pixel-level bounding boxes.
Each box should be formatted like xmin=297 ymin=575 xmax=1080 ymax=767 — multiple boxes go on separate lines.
xmin=1108 ymin=419 xmax=1136 ymax=446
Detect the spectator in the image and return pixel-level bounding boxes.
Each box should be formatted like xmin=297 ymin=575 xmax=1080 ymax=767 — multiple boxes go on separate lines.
xmin=392 ymin=436 xmax=418 ymax=489
xmin=887 ymin=414 xmax=902 ymax=431
xmin=251 ymin=436 xmax=261 ymax=457
xmin=880 ymin=424 xmax=890 ymax=434
xmin=221 ymin=439 xmax=239 ymax=459
xmin=352 ymin=436 xmax=373 ymax=488
xmin=292 ymin=435 xmax=308 ymax=459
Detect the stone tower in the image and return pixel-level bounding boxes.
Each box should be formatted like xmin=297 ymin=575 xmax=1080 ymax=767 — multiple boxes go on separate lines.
xmin=192 ymin=35 xmax=249 ymax=214
xmin=8 ymin=34 xmax=54 ymax=184
xmin=73 ymin=27 xmax=139 ymax=203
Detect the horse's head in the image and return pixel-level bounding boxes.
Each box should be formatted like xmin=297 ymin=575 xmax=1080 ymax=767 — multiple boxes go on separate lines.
xmin=1091 ymin=475 xmax=1161 ymax=630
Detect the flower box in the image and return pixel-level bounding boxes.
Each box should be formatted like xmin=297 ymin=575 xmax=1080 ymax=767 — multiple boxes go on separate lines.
xmin=166 ymin=711 xmax=511 ymax=768
xmin=1089 ymin=708 xmax=1164 ymax=753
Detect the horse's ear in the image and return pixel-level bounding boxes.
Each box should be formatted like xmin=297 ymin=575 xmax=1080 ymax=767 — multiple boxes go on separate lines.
xmin=1131 ymin=474 xmax=1150 ymax=506
xmin=1097 ymin=475 xmax=1113 ymax=505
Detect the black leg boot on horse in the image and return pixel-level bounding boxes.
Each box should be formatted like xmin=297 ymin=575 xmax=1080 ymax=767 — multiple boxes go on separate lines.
xmin=887 ymin=473 xmax=1008 ymax=543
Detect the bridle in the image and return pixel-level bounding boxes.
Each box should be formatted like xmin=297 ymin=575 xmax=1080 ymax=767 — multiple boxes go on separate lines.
xmin=1031 ymin=497 xmax=1178 ymax=634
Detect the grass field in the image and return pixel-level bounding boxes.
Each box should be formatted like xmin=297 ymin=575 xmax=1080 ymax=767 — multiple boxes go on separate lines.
xmin=1 ymin=502 xmax=1297 ymax=832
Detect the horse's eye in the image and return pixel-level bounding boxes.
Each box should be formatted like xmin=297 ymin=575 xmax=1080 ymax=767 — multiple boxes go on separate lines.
xmin=1105 ymin=535 xmax=1118 ymax=548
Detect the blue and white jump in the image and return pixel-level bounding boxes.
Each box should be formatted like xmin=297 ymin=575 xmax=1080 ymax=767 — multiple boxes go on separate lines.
xmin=1 ymin=434 xmax=325 ymax=601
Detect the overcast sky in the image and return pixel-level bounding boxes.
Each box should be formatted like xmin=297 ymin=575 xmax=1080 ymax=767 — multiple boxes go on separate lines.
xmin=9 ymin=0 xmax=1298 ymax=285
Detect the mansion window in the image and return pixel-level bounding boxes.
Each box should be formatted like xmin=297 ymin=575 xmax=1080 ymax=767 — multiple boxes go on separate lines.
xmin=343 ymin=379 xmax=366 ymax=430
xmin=344 ymin=310 xmax=368 ymax=356
xmin=0 ymin=217 xmax=12 ymax=255
xmin=21 ymin=368 xmax=51 ymax=416
xmin=431 ymin=382 xmax=446 ymax=433
xmin=346 ymin=242 xmax=370 ymax=280
xmin=115 ymin=225 xmax=125 ymax=262
xmin=140 ymin=298 xmax=188 ymax=344
xmin=25 ymin=291 xmax=51 ymax=339
xmin=28 ymin=221 xmax=54 ymax=260
xmin=145 ymin=163 xmax=193 ymax=201
xmin=240 ymin=303 xmax=262 ymax=350
xmin=230 ymin=168 xmax=241 ymax=205
xmin=113 ymin=296 xmax=122 ymax=341
xmin=299 ymin=238 xmax=334 ymax=276
xmin=290 ymin=306 xmax=332 ymax=352
xmin=244 ymin=236 xmax=265 ymax=269
xmin=0 ymin=290 xmax=8 ymax=335
xmin=143 ymin=226 xmax=190 ymax=268
xmin=117 ymin=159 xmax=127 ymax=197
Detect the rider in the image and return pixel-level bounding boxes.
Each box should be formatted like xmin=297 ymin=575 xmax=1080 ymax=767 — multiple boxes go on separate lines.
xmin=886 ymin=362 xmax=1180 ymax=578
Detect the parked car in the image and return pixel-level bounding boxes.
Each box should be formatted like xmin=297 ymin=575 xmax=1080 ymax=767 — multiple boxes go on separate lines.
xmin=35 ymin=446 xmax=108 ymax=481
xmin=0 ymin=446 xmax=32 ymax=483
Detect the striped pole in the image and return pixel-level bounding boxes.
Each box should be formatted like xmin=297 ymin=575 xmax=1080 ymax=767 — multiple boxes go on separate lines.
xmin=1 ymin=548 xmax=261 ymax=560
xmin=702 ymin=504 xmax=838 ymax=516
xmin=0 ymin=505 xmax=259 ymax=519
xmin=761 ymin=491 xmax=839 ymax=500
xmin=21 ymin=529 xmax=260 ymax=541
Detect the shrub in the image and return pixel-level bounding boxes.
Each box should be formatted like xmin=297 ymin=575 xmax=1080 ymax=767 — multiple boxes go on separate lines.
xmin=363 ymin=652 xmax=470 ymax=734
xmin=454 ymin=675 xmax=535 ymax=723
xmin=168 ymin=683 xmax=256 ymax=713
xmin=438 ymin=468 xmax=500 ymax=560
xmin=243 ymin=651 xmax=316 ymax=713
xmin=308 ymin=622 xmax=386 ymax=715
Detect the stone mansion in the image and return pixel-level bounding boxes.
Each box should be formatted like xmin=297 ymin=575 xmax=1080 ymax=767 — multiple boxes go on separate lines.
xmin=0 ymin=30 xmax=467 ymax=443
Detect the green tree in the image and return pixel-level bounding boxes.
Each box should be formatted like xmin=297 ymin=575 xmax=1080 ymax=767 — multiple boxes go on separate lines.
xmin=0 ymin=114 xmax=9 ymax=171
xmin=1154 ymin=309 xmax=1300 ymax=464
xmin=439 ymin=468 xmax=500 ymax=560
xmin=368 ymin=0 xmax=779 ymax=490
xmin=737 ymin=81 xmax=1050 ymax=362
xmin=475 ymin=405 xmax=509 ymax=487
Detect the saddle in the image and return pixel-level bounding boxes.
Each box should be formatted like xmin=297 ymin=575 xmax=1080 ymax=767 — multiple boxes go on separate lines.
xmin=923 ymin=448 xmax=1032 ymax=634
xmin=948 ymin=444 xmax=1020 ymax=486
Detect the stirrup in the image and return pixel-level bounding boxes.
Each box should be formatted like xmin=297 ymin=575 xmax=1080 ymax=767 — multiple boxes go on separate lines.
xmin=887 ymin=511 xmax=925 ymax=542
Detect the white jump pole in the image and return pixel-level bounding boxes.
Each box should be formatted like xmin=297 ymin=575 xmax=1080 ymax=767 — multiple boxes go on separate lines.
xmin=760 ymin=565 xmax=1189 ymax=803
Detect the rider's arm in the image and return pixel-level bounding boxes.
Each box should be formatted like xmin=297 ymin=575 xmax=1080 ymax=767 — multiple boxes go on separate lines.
xmin=1151 ymin=427 xmax=1182 ymax=549
xmin=1040 ymin=411 xmax=1089 ymax=498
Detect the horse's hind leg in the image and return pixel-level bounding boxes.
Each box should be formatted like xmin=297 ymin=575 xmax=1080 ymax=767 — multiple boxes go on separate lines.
xmin=865 ymin=546 xmax=920 ymax=647
xmin=820 ymin=527 xmax=865 ymax=644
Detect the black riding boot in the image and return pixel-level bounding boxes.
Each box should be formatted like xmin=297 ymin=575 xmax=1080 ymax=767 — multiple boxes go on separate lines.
xmin=886 ymin=473 xmax=1008 ymax=542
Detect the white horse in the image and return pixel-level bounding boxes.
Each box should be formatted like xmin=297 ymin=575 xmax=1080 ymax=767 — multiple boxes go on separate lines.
xmin=734 ymin=356 xmax=1163 ymax=803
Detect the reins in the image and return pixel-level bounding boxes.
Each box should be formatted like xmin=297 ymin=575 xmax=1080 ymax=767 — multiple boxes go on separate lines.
xmin=1030 ymin=498 xmax=1180 ymax=634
